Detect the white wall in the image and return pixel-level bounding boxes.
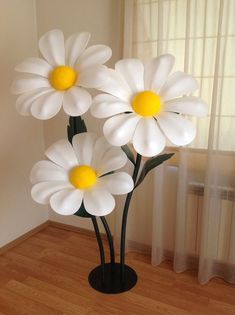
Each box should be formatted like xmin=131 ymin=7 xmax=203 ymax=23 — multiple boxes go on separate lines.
xmin=0 ymin=0 xmax=152 ymax=248
xmin=0 ymin=0 xmax=48 ymax=247
xmin=36 ymin=0 xmax=124 ymax=232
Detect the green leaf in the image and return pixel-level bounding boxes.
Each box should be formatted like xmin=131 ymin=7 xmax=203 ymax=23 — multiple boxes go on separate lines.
xmin=135 ymin=153 xmax=174 ymax=188
xmin=73 ymin=202 xmax=92 ymax=218
xmin=67 ymin=116 xmax=87 ymax=143
xmin=121 ymin=145 xmax=135 ymax=165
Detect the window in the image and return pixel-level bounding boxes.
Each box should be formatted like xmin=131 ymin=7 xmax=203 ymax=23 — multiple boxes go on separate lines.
xmin=127 ymin=0 xmax=235 ymax=151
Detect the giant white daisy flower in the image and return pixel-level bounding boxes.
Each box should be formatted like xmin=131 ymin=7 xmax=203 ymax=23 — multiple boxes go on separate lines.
xmin=12 ymin=29 xmax=111 ymax=119
xmin=91 ymin=55 xmax=207 ymax=157
xmin=30 ymin=133 xmax=134 ymax=216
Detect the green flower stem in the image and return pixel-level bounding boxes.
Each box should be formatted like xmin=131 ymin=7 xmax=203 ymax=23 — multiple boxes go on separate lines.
xmin=120 ymin=153 xmax=142 ymax=282
xmin=100 ymin=216 xmax=115 ymax=265
xmin=91 ymin=216 xmax=105 ymax=283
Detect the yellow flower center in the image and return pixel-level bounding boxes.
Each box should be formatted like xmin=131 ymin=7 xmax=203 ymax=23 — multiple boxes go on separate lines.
xmin=132 ymin=91 xmax=162 ymax=117
xmin=69 ymin=165 xmax=97 ymax=189
xmin=50 ymin=66 xmax=77 ymax=91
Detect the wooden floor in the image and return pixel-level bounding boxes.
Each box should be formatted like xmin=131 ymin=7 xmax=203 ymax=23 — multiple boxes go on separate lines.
xmin=0 ymin=226 xmax=235 ymax=315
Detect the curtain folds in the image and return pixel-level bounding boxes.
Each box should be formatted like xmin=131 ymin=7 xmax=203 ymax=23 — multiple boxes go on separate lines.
xmin=118 ymin=0 xmax=235 ymax=284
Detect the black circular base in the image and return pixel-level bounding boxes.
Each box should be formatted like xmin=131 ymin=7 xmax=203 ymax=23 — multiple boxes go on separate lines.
xmin=88 ymin=263 xmax=137 ymax=294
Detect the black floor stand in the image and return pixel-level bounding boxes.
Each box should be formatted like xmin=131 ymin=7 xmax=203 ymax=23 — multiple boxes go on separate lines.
xmin=88 ymin=154 xmax=142 ymax=294
xmin=88 ymin=263 xmax=137 ymax=294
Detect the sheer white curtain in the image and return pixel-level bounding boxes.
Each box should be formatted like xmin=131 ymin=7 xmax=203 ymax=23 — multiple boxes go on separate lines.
xmin=121 ymin=0 xmax=235 ymax=284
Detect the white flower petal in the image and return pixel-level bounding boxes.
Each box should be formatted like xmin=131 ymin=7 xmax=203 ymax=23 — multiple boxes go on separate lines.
xmin=99 ymin=172 xmax=134 ymax=195
xmin=115 ymin=59 xmax=144 ymax=92
xmin=31 ymin=181 xmax=72 ymax=205
xmin=97 ymin=69 xmax=132 ymax=101
xmin=45 ymin=139 xmax=78 ymax=170
xmin=78 ymin=45 xmax=112 ymax=70
xmin=39 ymin=29 xmax=65 ymax=66
xmin=165 ymin=96 xmax=208 ymax=117
xmin=11 ymin=75 xmax=50 ymax=95
xmin=30 ymin=160 xmax=68 ymax=184
xmin=96 ymin=147 xmax=127 ymax=176
xmin=63 ymin=86 xmax=92 ymax=116
xmin=84 ymin=187 xmax=115 ymax=216
xmin=15 ymin=87 xmax=53 ymax=116
xmin=15 ymin=57 xmax=53 ymax=77
xmin=31 ymin=91 xmax=63 ymax=120
xmin=161 ymin=71 xmax=198 ymax=101
xmin=157 ymin=112 xmax=196 ymax=146
xmin=72 ymin=132 xmax=97 ymax=165
xmin=133 ymin=118 xmax=166 ymax=157
xmin=78 ymin=65 xmax=108 ymax=89
xmin=91 ymin=93 xmax=132 ymax=118
xmin=65 ymin=32 xmax=90 ymax=67
xmin=103 ymin=113 xmax=140 ymax=146
xmin=91 ymin=137 xmax=112 ymax=170
xmin=144 ymin=54 xmax=175 ymax=92
xmin=50 ymin=189 xmax=83 ymax=215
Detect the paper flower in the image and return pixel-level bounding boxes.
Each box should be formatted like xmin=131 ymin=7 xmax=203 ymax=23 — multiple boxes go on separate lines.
xmin=91 ymin=55 xmax=207 ymax=157
xmin=12 ymin=29 xmax=111 ymax=119
xmin=30 ymin=133 xmax=134 ymax=216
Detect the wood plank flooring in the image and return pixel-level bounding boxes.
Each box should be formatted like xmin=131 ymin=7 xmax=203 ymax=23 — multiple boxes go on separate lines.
xmin=0 ymin=226 xmax=235 ymax=314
